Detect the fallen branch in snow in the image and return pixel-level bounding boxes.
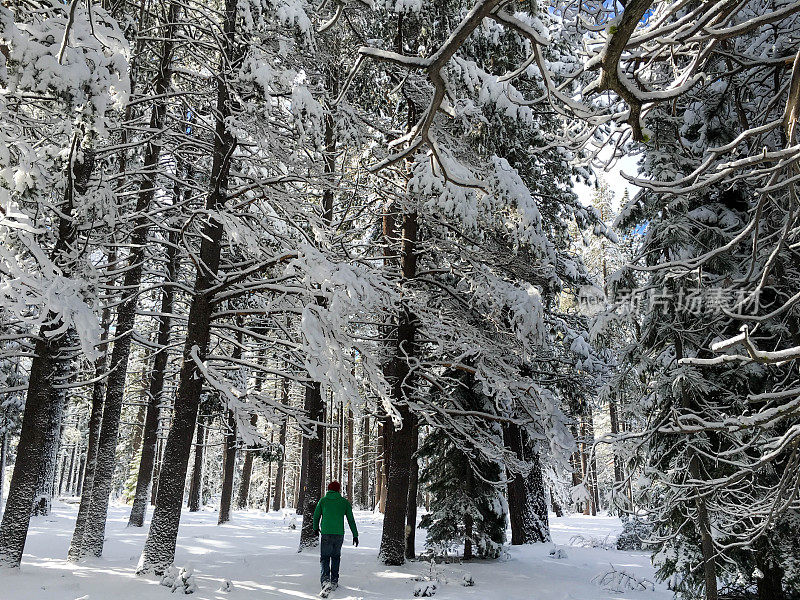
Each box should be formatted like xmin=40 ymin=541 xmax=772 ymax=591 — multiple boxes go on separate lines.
xmin=568 ymin=533 xmax=614 ymax=550
xmin=592 ymin=565 xmax=656 ymax=593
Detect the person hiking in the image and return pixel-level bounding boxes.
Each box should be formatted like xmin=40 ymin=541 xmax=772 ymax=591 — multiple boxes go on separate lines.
xmin=313 ymin=481 xmax=358 ymax=596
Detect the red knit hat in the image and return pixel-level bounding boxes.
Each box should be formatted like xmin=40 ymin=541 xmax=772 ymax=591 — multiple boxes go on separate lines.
xmin=327 ymin=481 xmax=341 ymax=492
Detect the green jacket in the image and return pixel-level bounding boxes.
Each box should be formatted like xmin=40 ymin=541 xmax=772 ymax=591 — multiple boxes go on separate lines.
xmin=313 ymin=491 xmax=358 ymax=537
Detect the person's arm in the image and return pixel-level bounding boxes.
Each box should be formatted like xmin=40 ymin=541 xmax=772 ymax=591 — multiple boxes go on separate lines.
xmin=345 ymin=501 xmax=358 ymax=541
xmin=313 ymin=497 xmax=324 ymax=533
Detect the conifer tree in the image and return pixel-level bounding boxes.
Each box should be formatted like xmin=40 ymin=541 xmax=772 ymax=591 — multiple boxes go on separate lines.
xmin=418 ymin=371 xmax=506 ymax=560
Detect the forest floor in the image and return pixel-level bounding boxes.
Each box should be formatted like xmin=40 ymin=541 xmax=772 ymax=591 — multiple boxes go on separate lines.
xmin=3 ymin=502 xmax=673 ymax=600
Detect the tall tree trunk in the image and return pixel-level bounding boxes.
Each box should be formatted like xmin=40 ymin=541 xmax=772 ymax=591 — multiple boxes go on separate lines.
xmin=298 ymin=74 xmax=338 ymax=548
xmin=379 ymin=211 xmax=418 ymax=566
xmin=297 ymin=435 xmax=308 ymax=515
xmin=756 ymin=558 xmax=784 ymax=600
xmin=137 ymin=0 xmax=237 ymax=573
xmin=578 ymin=416 xmax=592 ymax=515
xmin=691 ymin=457 xmax=719 ymax=600
xmin=334 ymin=402 xmax=341 ymax=483
xmin=66 ymin=444 xmax=78 ymax=496
xmin=376 ymin=420 xmax=385 ymax=512
xmin=76 ymin=453 xmax=86 ymax=497
xmin=187 ymin=416 xmax=206 ymax=512
xmin=236 ymin=414 xmax=259 ymax=510
xmin=0 ymin=430 xmax=6 ymax=513
xmin=237 ymin=450 xmax=254 ymax=511
xmin=359 ymin=415 xmax=369 ymax=509
xmin=503 ymin=422 xmax=550 ymax=544
xmin=60 ymin=441 xmax=76 ymax=498
xmin=79 ymin=5 xmax=178 ymax=557
xmin=608 ymin=395 xmax=625 ymax=512
xmin=218 ymin=320 xmax=244 ymax=523
xmin=218 ymin=409 xmax=238 ymax=525
xmin=0 ymin=138 xmax=91 ymax=569
xmin=463 ymin=465 xmax=474 ymax=560
xmin=674 ymin=338 xmax=718 ymax=600
xmin=299 ymin=383 xmax=325 ymax=550
xmin=463 ymin=512 xmax=474 ymax=561
xmin=404 ymin=416 xmax=419 ymax=560
xmin=346 ymin=407 xmax=354 ymax=500
xmin=585 ymin=408 xmax=600 ymax=515
xmin=0 ymin=335 xmax=68 ymax=568
xmin=33 ymin=369 xmax=69 ymax=516
xmin=271 ymin=395 xmax=289 ymax=512
xmin=128 ymin=233 xmax=178 ymax=526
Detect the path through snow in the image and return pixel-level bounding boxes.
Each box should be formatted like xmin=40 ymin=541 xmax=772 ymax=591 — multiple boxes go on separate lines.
xmin=2 ymin=503 xmax=672 ymax=600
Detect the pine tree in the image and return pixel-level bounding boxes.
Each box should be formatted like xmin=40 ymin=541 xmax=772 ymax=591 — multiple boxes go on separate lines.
xmin=418 ymin=371 xmax=506 ymax=560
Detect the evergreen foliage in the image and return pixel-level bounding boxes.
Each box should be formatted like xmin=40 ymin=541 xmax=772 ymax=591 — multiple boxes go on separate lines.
xmin=418 ymin=371 xmax=507 ymax=560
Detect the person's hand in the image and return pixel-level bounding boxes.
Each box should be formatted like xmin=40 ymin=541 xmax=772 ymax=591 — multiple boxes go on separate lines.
xmin=313 ymin=529 xmax=319 ymax=536
xmin=353 ymin=537 xmax=359 ymax=547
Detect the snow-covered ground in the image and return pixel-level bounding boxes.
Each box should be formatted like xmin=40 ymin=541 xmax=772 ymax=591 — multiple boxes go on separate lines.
xmin=2 ymin=502 xmax=672 ymax=600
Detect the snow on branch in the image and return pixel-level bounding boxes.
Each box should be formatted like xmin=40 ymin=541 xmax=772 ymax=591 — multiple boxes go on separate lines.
xmin=681 ymin=325 xmax=800 ymax=366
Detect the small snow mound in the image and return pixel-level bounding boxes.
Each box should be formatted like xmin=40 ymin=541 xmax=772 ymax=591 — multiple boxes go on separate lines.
xmin=217 ymin=579 xmax=234 ymax=592
xmin=549 ymin=547 xmax=568 ymax=559
xmin=414 ymin=582 xmax=437 ymax=597
xmin=161 ymin=565 xmax=197 ymax=594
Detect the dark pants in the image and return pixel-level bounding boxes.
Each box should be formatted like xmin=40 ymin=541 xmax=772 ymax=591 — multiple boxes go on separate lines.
xmin=320 ymin=534 xmax=344 ymax=585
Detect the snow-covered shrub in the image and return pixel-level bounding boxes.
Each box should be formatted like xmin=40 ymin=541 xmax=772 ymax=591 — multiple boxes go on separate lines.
xmin=616 ymin=516 xmax=652 ymax=551
xmin=160 ymin=565 xmax=197 ymax=594
xmin=592 ymin=566 xmax=655 ymax=593
xmin=568 ymin=534 xmax=613 ymax=550
xmin=549 ymin=547 xmax=568 ymax=559
xmin=413 ymin=582 xmax=437 ymax=597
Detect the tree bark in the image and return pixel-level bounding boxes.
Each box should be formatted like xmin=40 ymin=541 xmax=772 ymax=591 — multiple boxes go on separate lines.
xmin=692 ymin=460 xmax=719 ymax=600
xmin=463 ymin=512 xmax=474 ymax=561
xmin=60 ymin=444 xmax=76 ymax=497
xmin=187 ymin=416 xmax=206 ymax=512
xmin=0 ymin=430 xmax=6 ymax=513
xmin=404 ymin=416 xmax=419 ymax=560
xmin=236 ymin=414 xmax=259 ymax=510
xmin=299 ymin=383 xmax=325 ymax=550
xmin=608 ymin=396 xmax=624 ymax=500
xmin=359 ymin=415 xmax=370 ymax=509
xmin=376 ymin=420 xmax=385 ymax=512
xmin=236 ymin=448 xmax=254 ymax=510
xmin=379 ymin=211 xmax=418 ymax=566
xmin=298 ymin=71 xmax=339 ymax=546
xmin=346 ymin=407 xmax=354 ymax=500
xmin=503 ymin=421 xmax=550 ymax=544
xmin=218 ymin=409 xmax=238 ymax=524
xmin=80 ymin=5 xmax=178 ymax=557
xmin=585 ymin=408 xmax=600 ymax=515
xmin=128 ymin=229 xmax=178 ymax=527
xmin=137 ymin=0 xmax=237 ymax=573
xmin=0 ymin=336 xmax=67 ymax=568
xmin=756 ymin=558 xmax=784 ymax=600
xmin=675 ymin=338 xmax=718 ymax=600
xmin=271 ymin=396 xmax=289 ymax=512
xmin=0 ymin=138 xmax=91 ymax=569
xmin=32 ymin=367 xmax=69 ymax=516
xmin=150 ymin=437 xmax=162 ymax=506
